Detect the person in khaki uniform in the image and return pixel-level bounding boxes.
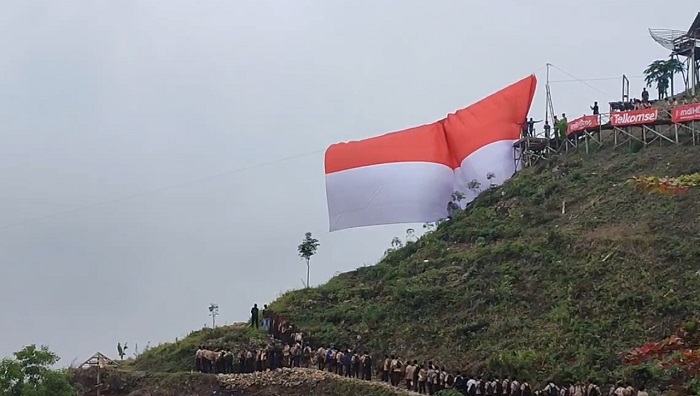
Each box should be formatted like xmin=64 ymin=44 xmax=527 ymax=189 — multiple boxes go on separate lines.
xmin=390 ymin=356 xmax=403 ymax=387
xmin=586 ymin=381 xmax=601 ymax=396
xmin=404 ymin=361 xmax=415 ymax=390
xmin=417 ymin=364 xmax=428 ymax=394
xmin=412 ymin=360 xmax=419 ymax=391
xmin=613 ymin=382 xmax=627 ymax=396
xmin=426 ymin=364 xmax=436 ymax=395
xmin=382 ymin=355 xmax=391 ymax=383
xmin=389 ymin=356 xmax=397 ymax=385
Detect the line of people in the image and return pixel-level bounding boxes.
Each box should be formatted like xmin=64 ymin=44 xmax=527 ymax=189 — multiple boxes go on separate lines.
xmin=248 ymin=310 xmax=653 ymax=396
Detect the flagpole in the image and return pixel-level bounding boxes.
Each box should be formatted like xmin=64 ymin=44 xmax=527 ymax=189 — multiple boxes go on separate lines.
xmin=545 ymin=63 xmax=550 ymax=126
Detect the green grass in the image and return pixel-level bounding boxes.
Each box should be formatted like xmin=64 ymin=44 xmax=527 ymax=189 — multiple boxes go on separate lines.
xmin=131 ymin=324 xmax=267 ymax=372
xmin=268 ymin=145 xmax=700 ymax=386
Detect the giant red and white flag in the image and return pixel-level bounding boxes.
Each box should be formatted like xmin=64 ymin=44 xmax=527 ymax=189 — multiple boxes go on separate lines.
xmin=325 ymin=75 xmax=537 ymax=231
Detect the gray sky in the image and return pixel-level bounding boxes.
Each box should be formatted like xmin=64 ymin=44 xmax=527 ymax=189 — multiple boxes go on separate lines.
xmin=0 ymin=0 xmax=694 ymax=364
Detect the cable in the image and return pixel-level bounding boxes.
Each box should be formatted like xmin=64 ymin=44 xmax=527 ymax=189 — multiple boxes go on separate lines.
xmin=0 ymin=149 xmax=324 ymax=233
xmin=530 ymin=64 xmax=548 ymax=77
xmin=550 ymin=75 xmax=644 ymax=83
xmin=549 ymin=64 xmax=611 ymax=97
xmin=0 ymin=67 xmax=645 ymax=232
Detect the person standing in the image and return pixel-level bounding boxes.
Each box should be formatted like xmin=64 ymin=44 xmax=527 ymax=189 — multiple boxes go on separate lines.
xmin=262 ymin=304 xmax=270 ymax=331
xmin=250 ymin=304 xmax=259 ymax=328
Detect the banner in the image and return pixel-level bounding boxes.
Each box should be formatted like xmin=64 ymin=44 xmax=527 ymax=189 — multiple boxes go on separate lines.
xmin=567 ymin=115 xmax=600 ymax=135
xmin=672 ymin=103 xmax=700 ymax=123
xmin=610 ymin=108 xmax=658 ymax=127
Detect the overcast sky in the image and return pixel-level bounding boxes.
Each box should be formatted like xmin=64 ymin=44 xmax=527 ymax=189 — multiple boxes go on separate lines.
xmin=0 ymin=0 xmax=695 ymax=364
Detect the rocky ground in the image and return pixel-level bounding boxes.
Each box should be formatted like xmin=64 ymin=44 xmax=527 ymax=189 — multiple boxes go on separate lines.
xmin=218 ymin=367 xmax=419 ymax=395
xmin=70 ymin=366 xmax=417 ymax=396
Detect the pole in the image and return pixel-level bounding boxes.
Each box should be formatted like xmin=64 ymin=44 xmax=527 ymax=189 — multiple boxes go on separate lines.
xmin=96 ymin=365 xmax=101 ymax=396
xmin=692 ymin=42 xmax=697 ymax=96
xmin=545 ymin=63 xmax=550 ymax=125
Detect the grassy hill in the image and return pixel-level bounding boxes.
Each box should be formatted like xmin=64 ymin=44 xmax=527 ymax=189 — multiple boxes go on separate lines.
xmin=89 ymin=325 xmax=414 ymax=395
xmin=129 ymin=323 xmax=267 ymax=372
xmin=269 ymin=145 xmax=700 ymax=384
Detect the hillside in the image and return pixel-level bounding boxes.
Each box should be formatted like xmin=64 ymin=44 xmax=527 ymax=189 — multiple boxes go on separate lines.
xmin=129 ymin=323 xmax=267 ymax=373
xmin=76 ymin=325 xmax=413 ymax=395
xmin=269 ymin=145 xmax=700 ymax=384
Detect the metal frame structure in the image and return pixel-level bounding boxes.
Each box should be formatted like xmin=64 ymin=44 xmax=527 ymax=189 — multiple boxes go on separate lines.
xmin=514 ymin=14 xmax=700 ymax=169
xmin=649 ymin=12 xmax=700 ymax=96
xmin=513 ymin=110 xmax=700 ymax=168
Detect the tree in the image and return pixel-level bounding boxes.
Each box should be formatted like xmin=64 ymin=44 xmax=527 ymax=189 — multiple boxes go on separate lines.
xmin=116 ymin=342 xmax=128 ymax=360
xmin=298 ymin=232 xmax=320 ymax=289
xmin=383 ymin=236 xmax=405 ymax=258
xmin=467 ymin=179 xmax=482 ymax=195
xmin=0 ymin=345 xmax=75 ymax=396
xmin=208 ymin=303 xmax=219 ymax=328
xmin=405 ymin=228 xmax=417 ymax=243
xmin=486 ymin=172 xmax=497 ymax=189
xmin=644 ymin=58 xmax=684 ymax=99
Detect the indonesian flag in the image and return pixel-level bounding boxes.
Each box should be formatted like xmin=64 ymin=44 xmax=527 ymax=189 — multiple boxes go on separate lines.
xmin=325 ymin=75 xmax=537 ymax=232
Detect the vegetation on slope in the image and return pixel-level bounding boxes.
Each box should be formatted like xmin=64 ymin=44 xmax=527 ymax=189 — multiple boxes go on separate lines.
xmin=270 ymin=145 xmax=700 ymax=385
xmin=131 ymin=324 xmax=266 ymax=373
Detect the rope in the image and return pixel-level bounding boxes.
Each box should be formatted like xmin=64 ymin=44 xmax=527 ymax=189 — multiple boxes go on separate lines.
xmin=0 ymin=149 xmax=324 ymax=232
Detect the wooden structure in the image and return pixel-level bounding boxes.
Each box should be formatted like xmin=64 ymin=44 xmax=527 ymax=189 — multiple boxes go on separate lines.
xmin=514 ymin=107 xmax=700 ymax=168
xmin=79 ymin=352 xmax=116 ymax=396
xmin=79 ymin=351 xmax=116 ymax=369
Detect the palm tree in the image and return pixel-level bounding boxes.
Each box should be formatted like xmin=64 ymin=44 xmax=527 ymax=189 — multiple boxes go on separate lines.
xmin=644 ymin=58 xmax=684 ymax=99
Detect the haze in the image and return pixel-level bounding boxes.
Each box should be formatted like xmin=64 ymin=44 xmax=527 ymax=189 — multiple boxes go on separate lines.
xmin=0 ymin=0 xmax=692 ymax=364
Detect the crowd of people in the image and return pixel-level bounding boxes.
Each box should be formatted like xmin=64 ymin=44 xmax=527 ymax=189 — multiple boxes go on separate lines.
xmin=609 ymin=87 xmax=699 ymax=113
xmin=522 ymin=86 xmax=700 ymax=140
xmin=193 ymin=306 xmax=654 ymax=396
xmin=522 ymin=114 xmax=568 ymax=141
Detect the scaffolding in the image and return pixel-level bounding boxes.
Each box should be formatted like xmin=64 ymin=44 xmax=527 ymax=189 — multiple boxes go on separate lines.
xmin=513 ymin=109 xmax=700 ymax=168
xmin=649 ymin=13 xmax=700 ymax=96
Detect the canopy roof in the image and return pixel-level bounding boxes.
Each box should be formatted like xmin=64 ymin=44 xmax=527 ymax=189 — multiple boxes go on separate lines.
xmin=688 ymin=12 xmax=700 ymax=38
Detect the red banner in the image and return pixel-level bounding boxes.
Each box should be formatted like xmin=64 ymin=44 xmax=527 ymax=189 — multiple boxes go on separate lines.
xmin=672 ymin=103 xmax=700 ymax=123
xmin=610 ymin=108 xmax=658 ymax=127
xmin=567 ymin=115 xmax=600 ymax=135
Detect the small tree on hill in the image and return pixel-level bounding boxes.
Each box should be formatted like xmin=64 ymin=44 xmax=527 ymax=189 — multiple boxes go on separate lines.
xmin=208 ymin=303 xmax=219 ymax=328
xmin=383 ymin=236 xmax=405 ymax=258
xmin=0 ymin=345 xmax=75 ymax=396
xmin=467 ymin=179 xmax=482 ymax=195
xmin=298 ymin=232 xmax=320 ymax=289
xmin=405 ymin=228 xmax=417 ymax=243
xmin=486 ymin=172 xmax=497 ymax=189
xmin=116 ymin=342 xmax=128 ymax=360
